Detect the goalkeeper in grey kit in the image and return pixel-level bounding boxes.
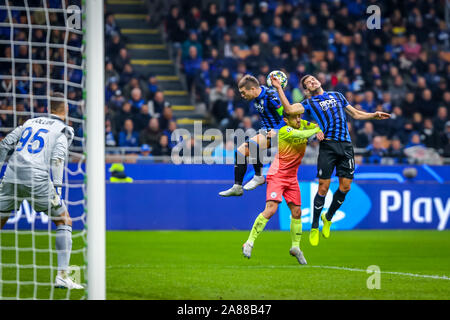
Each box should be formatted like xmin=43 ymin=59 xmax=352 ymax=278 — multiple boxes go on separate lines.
xmin=0 ymin=92 xmax=83 ymax=290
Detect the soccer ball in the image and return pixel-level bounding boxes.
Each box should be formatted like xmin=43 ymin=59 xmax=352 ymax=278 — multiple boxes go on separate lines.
xmin=266 ymin=70 xmax=288 ymax=89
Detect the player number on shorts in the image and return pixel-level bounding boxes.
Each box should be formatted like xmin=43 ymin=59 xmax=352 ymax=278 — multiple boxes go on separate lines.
xmin=16 ymin=127 xmax=49 ymax=154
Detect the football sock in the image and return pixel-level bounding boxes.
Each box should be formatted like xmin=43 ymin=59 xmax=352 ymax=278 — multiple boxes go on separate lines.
xmin=253 ymin=161 xmax=263 ymax=176
xmin=234 ymin=150 xmax=247 ymax=185
xmin=248 ymin=141 xmax=263 ymax=176
xmin=247 ymin=213 xmax=269 ymax=244
xmin=326 ymin=189 xmax=348 ymax=221
xmin=290 ymin=218 xmax=302 ymax=248
xmin=312 ymin=193 xmax=326 ymax=229
xmin=55 ymin=225 xmax=72 ymax=273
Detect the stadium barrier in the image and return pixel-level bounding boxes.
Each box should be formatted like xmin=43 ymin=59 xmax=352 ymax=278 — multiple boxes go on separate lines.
xmin=2 ymin=164 xmax=448 ymax=231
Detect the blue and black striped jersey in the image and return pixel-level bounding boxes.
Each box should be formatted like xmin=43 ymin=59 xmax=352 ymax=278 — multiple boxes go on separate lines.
xmin=252 ymin=86 xmax=285 ymax=130
xmin=302 ymin=91 xmax=352 ymax=143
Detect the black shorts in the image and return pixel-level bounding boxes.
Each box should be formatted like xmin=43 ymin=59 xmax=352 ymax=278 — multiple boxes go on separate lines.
xmin=317 ymin=140 xmax=355 ymax=179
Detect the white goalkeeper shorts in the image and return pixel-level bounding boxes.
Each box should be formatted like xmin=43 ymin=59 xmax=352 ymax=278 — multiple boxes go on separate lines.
xmin=0 ymin=182 xmax=67 ymax=217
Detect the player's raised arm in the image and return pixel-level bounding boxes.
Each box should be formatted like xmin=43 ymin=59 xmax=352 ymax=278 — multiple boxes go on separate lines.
xmin=270 ymin=75 xmax=305 ymax=114
xmin=345 ymin=104 xmax=390 ymax=120
xmin=284 ymin=125 xmax=321 ymax=140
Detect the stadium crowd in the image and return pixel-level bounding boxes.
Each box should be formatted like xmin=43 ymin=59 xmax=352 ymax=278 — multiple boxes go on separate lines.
xmin=160 ymin=0 xmax=449 ymax=164
xmin=106 ymin=0 xmax=450 ymax=163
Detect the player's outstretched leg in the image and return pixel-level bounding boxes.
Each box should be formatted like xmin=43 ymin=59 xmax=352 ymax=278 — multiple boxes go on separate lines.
xmin=289 ymin=205 xmax=307 ymax=265
xmin=243 ymin=202 xmax=276 ymax=258
xmin=322 ymin=178 xmax=351 ymax=239
xmin=53 ymin=212 xmax=83 ymax=289
xmin=310 ymin=179 xmax=330 ymax=246
xmin=219 ymin=148 xmax=246 ymax=197
xmin=321 ymin=213 xmax=332 ymax=239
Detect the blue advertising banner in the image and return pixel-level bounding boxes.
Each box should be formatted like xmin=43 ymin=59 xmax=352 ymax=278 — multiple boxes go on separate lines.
xmin=1 ymin=164 xmax=449 ymax=230
xmin=279 ymin=182 xmax=450 ymax=231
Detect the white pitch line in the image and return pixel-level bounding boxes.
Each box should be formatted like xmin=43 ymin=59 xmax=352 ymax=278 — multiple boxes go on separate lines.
xmin=107 ymin=264 xmax=450 ymax=281
xmin=222 ymin=265 xmax=450 ymax=281
xmin=309 ymin=265 xmax=450 ymax=281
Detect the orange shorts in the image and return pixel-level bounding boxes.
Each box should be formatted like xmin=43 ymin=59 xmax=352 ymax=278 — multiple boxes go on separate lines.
xmin=266 ymin=175 xmax=301 ymax=206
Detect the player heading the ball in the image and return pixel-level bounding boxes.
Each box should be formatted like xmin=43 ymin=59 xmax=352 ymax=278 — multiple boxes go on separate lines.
xmin=219 ymin=74 xmax=297 ymax=197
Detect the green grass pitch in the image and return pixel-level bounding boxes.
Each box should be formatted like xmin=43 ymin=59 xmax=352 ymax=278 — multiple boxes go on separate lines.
xmin=1 ymin=230 xmax=450 ymax=299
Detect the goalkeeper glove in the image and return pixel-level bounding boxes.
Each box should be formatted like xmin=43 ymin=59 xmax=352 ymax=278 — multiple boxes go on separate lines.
xmin=51 ymin=185 xmax=63 ymax=207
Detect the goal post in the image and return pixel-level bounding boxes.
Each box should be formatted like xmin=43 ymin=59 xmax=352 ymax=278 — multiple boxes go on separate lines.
xmin=85 ymin=0 xmax=106 ymax=300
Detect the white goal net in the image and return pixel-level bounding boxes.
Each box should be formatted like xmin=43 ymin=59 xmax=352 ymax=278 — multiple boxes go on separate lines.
xmin=0 ymin=0 xmax=87 ymax=300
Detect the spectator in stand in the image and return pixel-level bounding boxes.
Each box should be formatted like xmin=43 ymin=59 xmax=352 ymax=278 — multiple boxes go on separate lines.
xmin=148 ymin=91 xmax=171 ymax=118
xmin=118 ymin=119 xmax=140 ymax=148
xmin=398 ymin=122 xmax=414 ymax=145
xmin=114 ymin=102 xmax=134 ymax=134
xmin=119 ymin=64 xmax=135 ymax=87
xmin=437 ymin=121 xmax=450 ymax=151
xmin=129 ymin=87 xmax=146 ymax=111
xmin=163 ymin=120 xmax=178 ymax=149
xmin=258 ymin=32 xmax=273 ymax=62
xmin=105 ymin=62 xmax=119 ymax=86
xmin=212 ymin=87 xmax=246 ymax=130
xmin=389 ymin=75 xmax=408 ymax=106
xmin=182 ymin=45 xmax=202 ymax=92
xmin=269 ymin=15 xmax=285 ymax=45
xmin=146 ymin=74 xmax=160 ymax=101
xmin=123 ymin=77 xmax=147 ymax=100
xmin=137 ymin=144 xmax=152 ymax=161
xmin=364 ymin=136 xmax=388 ymax=164
xmin=403 ymin=34 xmax=422 ymax=62
xmin=133 ymin=104 xmax=151 ymax=132
xmin=226 ymin=107 xmax=245 ymax=130
xmin=360 ymin=90 xmax=377 ymax=112
xmin=418 ymin=89 xmax=438 ymax=118
xmin=412 ymin=112 xmax=424 ymax=133
xmin=106 ymin=32 xmax=123 ymax=61
xmin=268 ymin=45 xmax=284 ymax=70
xmin=356 ymin=122 xmax=377 ymax=148
xmin=159 ymin=106 xmax=175 ymax=131
xmin=152 ymin=135 xmax=172 ymax=157
xmin=105 ymin=14 xmax=120 ymax=39
xmin=387 ymin=136 xmax=407 ymax=164
xmin=108 ymin=88 xmax=126 ymax=112
xmin=245 ymin=44 xmax=264 ymax=75
xmin=105 ymin=118 xmax=117 ymax=147
xmin=229 ymin=17 xmax=247 ymax=47
xmin=421 ymin=118 xmax=438 ymax=149
xmin=195 ymin=60 xmax=213 ymax=104
xmin=389 ymin=106 xmax=406 ymax=138
xmin=182 ymin=31 xmax=203 ymax=61
xmin=401 ymin=92 xmax=419 ymax=117
xmin=211 ymin=16 xmax=228 ymax=46
xmin=140 ymin=117 xmax=162 ymax=149
xmin=209 ymin=78 xmax=228 ymax=109
xmin=433 ymin=106 xmax=448 ymax=133
xmin=114 ymin=48 xmax=130 ymax=73
xmin=405 ymin=132 xmax=426 ymax=149
xmin=217 ymin=67 xmax=233 ymax=87
xmin=381 ymin=92 xmax=393 ymax=113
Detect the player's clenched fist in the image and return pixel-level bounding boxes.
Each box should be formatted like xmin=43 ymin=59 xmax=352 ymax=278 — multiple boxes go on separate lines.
xmin=270 ymin=75 xmax=282 ymax=89
xmin=316 ymin=131 xmax=324 ymax=141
